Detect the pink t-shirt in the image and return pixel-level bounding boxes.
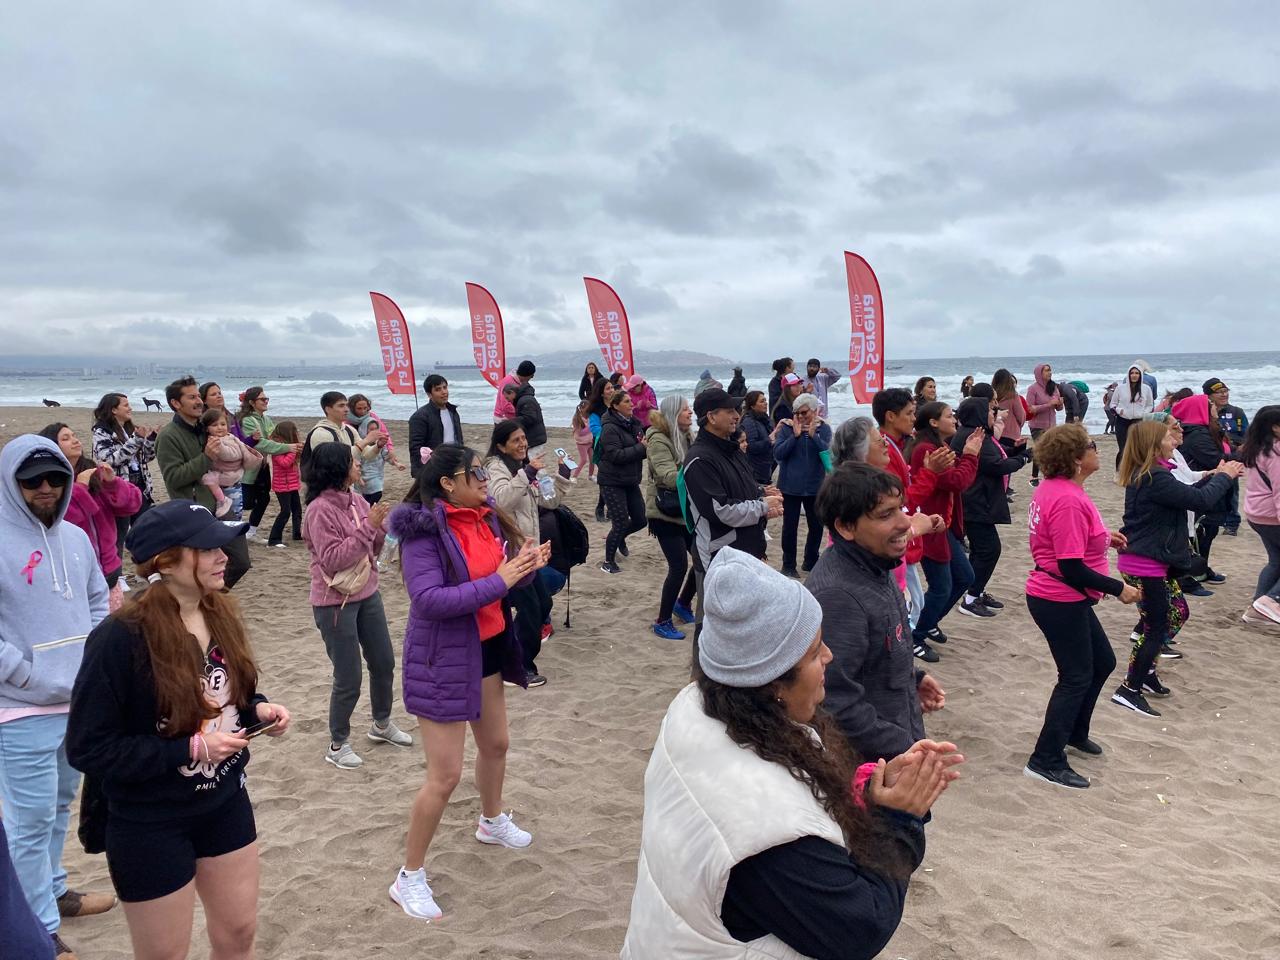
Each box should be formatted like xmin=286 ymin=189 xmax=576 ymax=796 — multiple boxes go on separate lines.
xmin=1026 ymin=478 xmax=1111 ymax=602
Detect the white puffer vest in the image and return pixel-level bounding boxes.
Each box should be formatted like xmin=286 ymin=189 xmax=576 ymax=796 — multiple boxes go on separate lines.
xmin=621 ymin=684 xmax=845 ymax=959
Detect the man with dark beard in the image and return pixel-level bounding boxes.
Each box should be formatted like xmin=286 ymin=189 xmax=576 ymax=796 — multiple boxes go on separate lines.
xmin=0 ymin=436 xmax=115 ymax=960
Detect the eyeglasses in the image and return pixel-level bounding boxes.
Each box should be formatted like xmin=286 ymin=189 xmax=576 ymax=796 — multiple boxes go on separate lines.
xmin=453 ymin=466 xmax=490 ymax=483
xmin=20 ymin=472 xmax=69 ymax=490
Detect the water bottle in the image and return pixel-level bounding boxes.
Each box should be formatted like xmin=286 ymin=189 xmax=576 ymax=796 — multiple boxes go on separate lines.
xmin=377 ymin=532 xmax=400 ymax=571
xmin=537 ymin=475 xmax=556 ymax=501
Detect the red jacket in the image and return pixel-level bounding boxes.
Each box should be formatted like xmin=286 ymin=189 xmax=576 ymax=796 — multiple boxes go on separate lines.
xmin=908 ymin=439 xmax=978 ymax=562
xmin=884 ymin=436 xmax=940 ymax=566
xmin=271 ymin=451 xmax=301 ymax=493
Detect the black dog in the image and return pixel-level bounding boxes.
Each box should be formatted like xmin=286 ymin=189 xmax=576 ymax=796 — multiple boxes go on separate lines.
xmin=42 ymin=398 xmax=61 ymax=408
xmin=142 ymin=397 xmax=163 ymax=412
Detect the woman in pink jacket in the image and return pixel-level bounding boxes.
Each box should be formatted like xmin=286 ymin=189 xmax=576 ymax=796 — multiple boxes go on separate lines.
xmin=1242 ymin=406 xmax=1280 ymax=624
xmin=40 ymin=423 xmax=142 ymax=609
xmin=1025 ymin=363 xmax=1066 ymax=486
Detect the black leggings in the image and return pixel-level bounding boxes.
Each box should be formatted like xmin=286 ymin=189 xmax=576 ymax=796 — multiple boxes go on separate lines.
xmin=781 ymin=494 xmax=821 ymax=570
xmin=244 ymin=467 xmax=272 ymax=528
xmin=1196 ymin=516 xmax=1220 ymax=568
xmin=269 ymin=491 xmax=302 ymax=544
xmin=1123 ymin=575 xmax=1170 ymax=689
xmin=965 ymin=522 xmax=1002 ymax=598
xmin=602 ymin=484 xmax=646 ymax=562
xmin=1029 ymin=428 xmax=1047 ymax=479
xmin=1027 ymin=595 xmax=1116 ymax=770
xmin=1114 ymin=416 xmax=1137 ymax=468
xmin=651 ymin=519 xmax=697 ymax=622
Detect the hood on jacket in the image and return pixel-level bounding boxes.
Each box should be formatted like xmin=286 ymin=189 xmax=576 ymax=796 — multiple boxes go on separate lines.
xmin=699 ymin=369 xmax=712 ymax=380
xmin=1171 ymin=393 xmax=1212 ymax=426
xmin=956 ymin=397 xmax=991 ymax=431
xmin=515 ymin=383 xmax=536 ymax=402
xmin=1033 ymin=363 xmax=1051 ymax=386
xmin=389 ymin=496 xmax=501 ymax=542
xmin=1 ymin=435 xmax=74 ymax=531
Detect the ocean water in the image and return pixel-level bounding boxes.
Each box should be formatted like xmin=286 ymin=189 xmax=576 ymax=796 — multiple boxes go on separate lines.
xmin=3 ymin=352 xmax=1277 ymax=435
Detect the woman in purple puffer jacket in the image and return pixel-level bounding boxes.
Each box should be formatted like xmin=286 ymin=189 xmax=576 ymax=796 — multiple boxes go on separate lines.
xmin=386 ymin=443 xmax=550 ymax=923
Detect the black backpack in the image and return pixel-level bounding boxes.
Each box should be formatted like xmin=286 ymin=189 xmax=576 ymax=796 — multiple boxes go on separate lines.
xmin=551 ymin=505 xmax=590 ymax=628
xmin=300 ymin=424 xmax=341 ymax=484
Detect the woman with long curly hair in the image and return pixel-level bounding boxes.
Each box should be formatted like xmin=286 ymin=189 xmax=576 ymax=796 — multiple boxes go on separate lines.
xmin=622 ymin=547 xmax=962 ymax=958
xmin=66 ymin=500 xmax=291 ymax=960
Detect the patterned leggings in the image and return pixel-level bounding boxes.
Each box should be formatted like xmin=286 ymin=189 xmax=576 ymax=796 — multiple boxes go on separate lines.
xmin=1121 ymin=573 xmax=1188 ymax=686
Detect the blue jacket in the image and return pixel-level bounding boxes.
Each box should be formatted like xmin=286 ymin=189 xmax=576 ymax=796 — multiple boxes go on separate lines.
xmin=773 ymin=422 xmax=832 ymax=496
xmin=741 ymin=411 xmax=775 ymax=484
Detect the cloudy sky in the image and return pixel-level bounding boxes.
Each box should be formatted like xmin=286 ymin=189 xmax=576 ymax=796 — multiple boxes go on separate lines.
xmin=2 ymin=2 xmax=1276 ymax=366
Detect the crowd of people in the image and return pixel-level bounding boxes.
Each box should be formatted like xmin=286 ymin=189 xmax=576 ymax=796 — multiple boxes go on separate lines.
xmin=1 ymin=356 xmax=1277 ymax=959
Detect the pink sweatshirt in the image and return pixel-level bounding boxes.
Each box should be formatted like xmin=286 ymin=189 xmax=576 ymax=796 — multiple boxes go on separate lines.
xmin=301 ymin=489 xmax=384 ymax=606
xmin=63 ymin=476 xmax=143 ymax=578
xmin=1025 ymin=364 xmax=1064 ymax=431
xmin=1245 ymin=449 xmax=1280 ymax=524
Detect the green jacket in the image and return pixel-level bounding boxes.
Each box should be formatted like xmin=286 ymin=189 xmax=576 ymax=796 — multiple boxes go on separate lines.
xmin=645 ymin=423 xmax=685 ymax=523
xmin=238 ymin=412 xmax=293 ymax=483
xmin=156 ymin=415 xmax=214 ymax=510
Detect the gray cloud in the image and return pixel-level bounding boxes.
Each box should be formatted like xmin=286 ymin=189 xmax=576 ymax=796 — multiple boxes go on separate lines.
xmin=0 ymin=1 xmax=1277 ymax=364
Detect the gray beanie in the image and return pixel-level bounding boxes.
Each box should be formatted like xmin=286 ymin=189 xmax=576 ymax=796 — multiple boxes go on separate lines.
xmin=698 ymin=547 xmax=823 ymax=687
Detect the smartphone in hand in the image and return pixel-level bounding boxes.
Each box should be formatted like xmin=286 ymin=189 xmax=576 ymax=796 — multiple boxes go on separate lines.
xmin=243 ymin=718 xmax=278 ymax=739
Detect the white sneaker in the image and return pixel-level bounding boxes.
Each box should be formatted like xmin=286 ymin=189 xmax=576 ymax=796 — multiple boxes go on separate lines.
xmin=245 ymin=526 xmax=258 ymax=541
xmin=475 ymin=812 xmax=532 ymax=848
xmin=325 ymin=742 xmax=363 ymax=769
xmin=389 ymin=867 xmax=442 ymax=920
xmin=1252 ymin=596 xmax=1280 ymax=624
xmin=368 ymin=720 xmax=413 ymax=747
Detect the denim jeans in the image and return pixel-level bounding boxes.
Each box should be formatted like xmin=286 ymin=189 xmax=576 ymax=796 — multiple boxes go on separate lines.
xmin=905 ymin=563 xmax=926 ymax=629
xmin=914 ymin=532 xmax=974 ymax=639
xmin=0 ymin=713 xmax=78 ymax=933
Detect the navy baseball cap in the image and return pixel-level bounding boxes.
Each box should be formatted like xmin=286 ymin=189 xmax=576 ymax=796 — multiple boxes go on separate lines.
xmin=15 ymin=448 xmax=72 ymax=481
xmin=125 ymin=500 xmax=249 ymax=564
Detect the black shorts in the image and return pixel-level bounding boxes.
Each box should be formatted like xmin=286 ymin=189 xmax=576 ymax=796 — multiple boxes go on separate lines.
xmin=481 ymin=634 xmax=507 ymax=677
xmin=106 ymin=788 xmax=257 ymax=902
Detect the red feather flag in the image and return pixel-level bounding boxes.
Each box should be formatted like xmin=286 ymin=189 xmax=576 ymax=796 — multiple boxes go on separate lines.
xmin=583 ymin=277 xmax=636 ymax=376
xmin=369 ymin=292 xmax=418 ymax=400
xmin=465 ymin=282 xmax=507 ymax=389
xmin=844 ymin=252 xmax=885 ymax=404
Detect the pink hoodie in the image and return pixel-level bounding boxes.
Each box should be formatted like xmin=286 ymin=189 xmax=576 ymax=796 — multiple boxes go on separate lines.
xmin=63 ymin=474 xmax=143 ymax=578
xmin=1245 ymin=449 xmax=1280 ymax=524
xmin=1025 ymin=363 xmax=1064 ymax=431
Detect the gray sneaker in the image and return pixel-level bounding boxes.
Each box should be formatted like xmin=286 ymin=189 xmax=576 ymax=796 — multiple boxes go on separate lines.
xmin=368 ymin=721 xmax=413 ymax=747
xmin=325 ymin=742 xmax=363 ymax=769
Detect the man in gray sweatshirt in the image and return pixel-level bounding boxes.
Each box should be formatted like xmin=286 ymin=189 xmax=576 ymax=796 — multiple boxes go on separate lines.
xmin=0 ymin=435 xmax=115 ymax=958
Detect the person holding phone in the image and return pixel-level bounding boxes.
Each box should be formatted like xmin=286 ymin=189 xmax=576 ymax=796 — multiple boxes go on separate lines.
xmin=66 ymin=499 xmax=291 ymax=960
xmin=387 ymin=443 xmax=550 ymax=921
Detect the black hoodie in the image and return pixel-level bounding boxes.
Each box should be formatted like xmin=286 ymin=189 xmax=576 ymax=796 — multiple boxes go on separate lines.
xmin=950 ymin=397 xmax=1027 ymax=525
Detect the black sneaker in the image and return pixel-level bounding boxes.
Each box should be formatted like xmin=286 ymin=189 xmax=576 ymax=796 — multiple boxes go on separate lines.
xmin=926 ymin=626 xmax=948 ymax=645
xmin=1029 ymin=478 xmax=1041 ymax=487
xmin=1184 ymin=583 xmax=1214 ymax=597
xmin=1206 ymin=569 xmax=1226 ymax=584
xmin=780 ymin=566 xmax=801 ymax=579
xmin=1142 ymin=674 xmax=1172 ymax=698
xmin=526 ymin=672 xmax=548 ymax=688
xmin=1158 ymin=645 xmax=1183 ymax=660
xmin=618 ymin=542 xmax=630 ymax=558
xmin=979 ymin=593 xmax=1005 ymax=609
xmin=599 ymin=560 xmax=621 ymax=574
xmin=1067 ymin=738 xmax=1104 ymax=756
xmin=1023 ymin=761 xmax=1089 ymax=789
xmin=958 ymin=598 xmax=996 ymax=618
xmin=913 ymin=641 xmax=940 ymax=663
xmin=1111 ymin=685 xmax=1160 ymax=717
xmin=1223 ymin=526 xmax=1239 ymax=537
xmin=594 ymin=507 xmax=607 ymax=523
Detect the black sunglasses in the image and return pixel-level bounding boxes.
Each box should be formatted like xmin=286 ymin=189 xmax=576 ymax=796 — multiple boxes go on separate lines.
xmin=20 ymin=472 xmax=69 ymax=490
xmin=453 ymin=465 xmax=489 ymax=483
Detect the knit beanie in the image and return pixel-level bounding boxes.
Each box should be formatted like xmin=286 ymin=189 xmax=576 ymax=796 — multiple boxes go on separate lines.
xmin=698 ymin=547 xmax=823 ymax=688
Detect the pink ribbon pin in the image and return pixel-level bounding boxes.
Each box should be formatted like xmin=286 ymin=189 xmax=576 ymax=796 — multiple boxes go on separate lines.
xmin=21 ymin=551 xmax=43 ymax=585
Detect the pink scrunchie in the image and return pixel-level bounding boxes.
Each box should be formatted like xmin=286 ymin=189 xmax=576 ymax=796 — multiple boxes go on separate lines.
xmin=851 ymin=761 xmax=878 ymax=811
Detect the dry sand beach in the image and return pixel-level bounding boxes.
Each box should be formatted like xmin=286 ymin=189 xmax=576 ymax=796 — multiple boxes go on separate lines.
xmin=3 ymin=404 xmax=1278 ymax=960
